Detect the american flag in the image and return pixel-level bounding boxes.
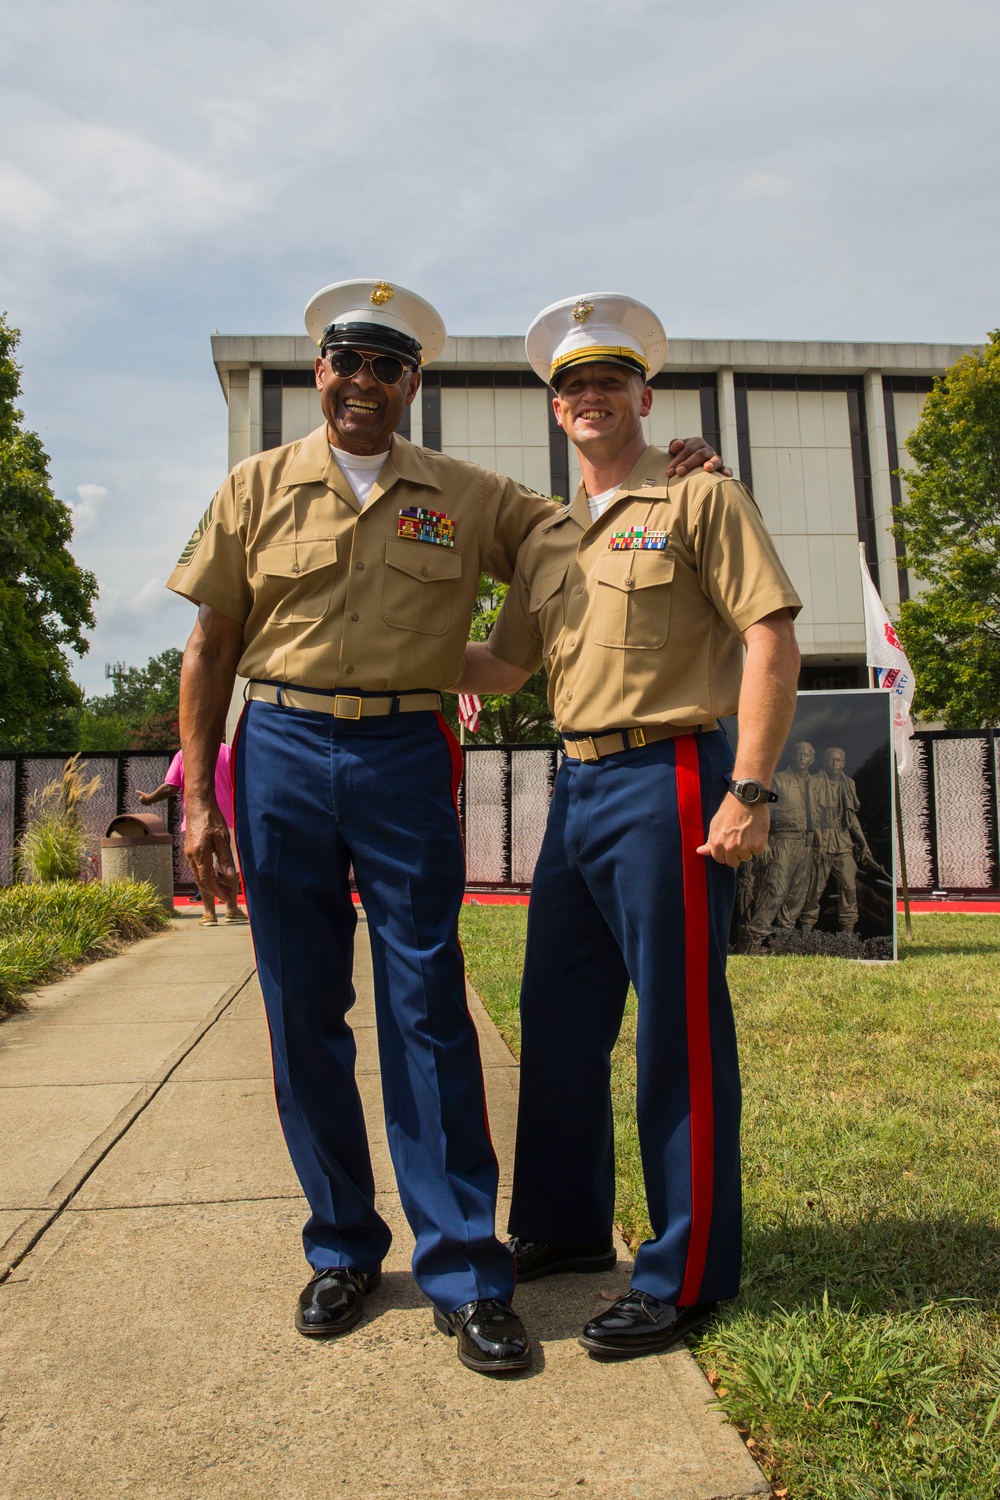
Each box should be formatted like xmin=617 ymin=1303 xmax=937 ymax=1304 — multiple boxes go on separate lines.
xmin=458 ymin=694 xmax=482 ymax=733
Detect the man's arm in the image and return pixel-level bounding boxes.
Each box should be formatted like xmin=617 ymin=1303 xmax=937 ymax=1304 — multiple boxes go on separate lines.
xmin=138 ymin=784 xmax=178 ymax=805
xmin=179 ymin=603 xmax=244 ymax=899
xmin=452 ymin=643 xmax=531 ymax=697
xmin=697 ymin=609 xmax=800 ymax=867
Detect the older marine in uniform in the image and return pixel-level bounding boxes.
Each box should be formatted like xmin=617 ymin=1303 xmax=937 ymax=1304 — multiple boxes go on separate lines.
xmin=458 ymin=293 xmax=802 ymax=1358
xmin=168 ymin=279 xmax=723 ymax=1374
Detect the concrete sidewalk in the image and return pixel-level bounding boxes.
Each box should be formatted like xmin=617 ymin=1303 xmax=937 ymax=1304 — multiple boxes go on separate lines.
xmin=0 ymin=910 xmax=769 ymax=1500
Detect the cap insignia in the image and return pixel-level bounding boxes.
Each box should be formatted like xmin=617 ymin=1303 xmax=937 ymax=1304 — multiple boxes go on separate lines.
xmin=572 ymin=299 xmax=594 ymax=323
xmin=370 ymin=282 xmax=395 ymax=307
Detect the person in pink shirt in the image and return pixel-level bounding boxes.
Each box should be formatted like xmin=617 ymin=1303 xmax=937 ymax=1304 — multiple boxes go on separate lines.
xmin=139 ymin=744 xmax=246 ymax=925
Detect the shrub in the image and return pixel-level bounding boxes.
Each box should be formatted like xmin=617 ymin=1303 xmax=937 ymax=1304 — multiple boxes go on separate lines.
xmin=16 ymin=754 xmax=100 ymax=882
xmin=0 ymin=879 xmax=170 ymax=1015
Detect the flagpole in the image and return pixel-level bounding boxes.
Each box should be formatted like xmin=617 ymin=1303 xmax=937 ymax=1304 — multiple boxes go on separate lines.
xmin=859 ymin=541 xmax=913 ymax=944
xmin=893 ymin=753 xmax=913 ymax=941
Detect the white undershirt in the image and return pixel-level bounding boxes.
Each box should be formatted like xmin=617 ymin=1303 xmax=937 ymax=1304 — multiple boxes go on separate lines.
xmin=587 ymin=486 xmax=619 ymax=524
xmin=330 ymin=445 xmax=390 ymax=507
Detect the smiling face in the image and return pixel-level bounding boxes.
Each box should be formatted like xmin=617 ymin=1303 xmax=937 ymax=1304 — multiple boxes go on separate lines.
xmin=315 ymin=350 xmax=421 ymax=455
xmin=551 ymin=361 xmax=652 ymax=462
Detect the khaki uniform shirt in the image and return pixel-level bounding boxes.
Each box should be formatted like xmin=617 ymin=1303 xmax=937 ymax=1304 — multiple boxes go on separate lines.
xmin=167 ymin=425 xmax=557 ymax=691
xmin=487 ymin=445 xmax=801 ymax=733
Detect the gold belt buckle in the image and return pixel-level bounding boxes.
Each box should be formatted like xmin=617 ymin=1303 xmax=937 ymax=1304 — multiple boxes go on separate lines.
xmin=631 ymin=728 xmax=646 ymax=748
xmin=333 ymin=695 xmax=363 ymax=720
xmin=576 ymin=737 xmax=599 ymax=763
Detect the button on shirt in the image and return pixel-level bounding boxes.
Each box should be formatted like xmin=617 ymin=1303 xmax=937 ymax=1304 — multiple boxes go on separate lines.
xmin=167 ymin=425 xmax=557 ymax=691
xmin=487 ymin=445 xmax=802 ymax=733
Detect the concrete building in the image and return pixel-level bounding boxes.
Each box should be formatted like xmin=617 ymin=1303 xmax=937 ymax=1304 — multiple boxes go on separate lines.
xmin=211 ymin=333 xmax=976 ymax=688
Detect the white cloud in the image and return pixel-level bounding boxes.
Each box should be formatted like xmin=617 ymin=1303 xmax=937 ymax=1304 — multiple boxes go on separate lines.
xmin=734 ymin=172 xmax=797 ymax=201
xmin=70 ymin=483 xmax=108 ymax=533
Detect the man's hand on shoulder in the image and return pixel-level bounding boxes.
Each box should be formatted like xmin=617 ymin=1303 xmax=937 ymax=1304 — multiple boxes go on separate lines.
xmin=697 ymin=796 xmax=770 ymax=867
xmin=666 ymin=436 xmax=733 ymax=479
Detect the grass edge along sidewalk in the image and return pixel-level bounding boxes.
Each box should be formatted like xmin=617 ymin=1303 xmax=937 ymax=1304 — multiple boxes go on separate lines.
xmin=459 ymin=907 xmax=1000 ymax=1500
xmin=0 ymin=880 xmax=170 ymax=1016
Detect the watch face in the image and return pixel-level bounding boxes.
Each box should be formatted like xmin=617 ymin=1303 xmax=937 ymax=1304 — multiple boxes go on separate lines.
xmin=736 ymin=780 xmax=762 ymax=803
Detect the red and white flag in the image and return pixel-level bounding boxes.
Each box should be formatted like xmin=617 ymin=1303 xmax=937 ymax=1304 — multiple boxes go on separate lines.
xmin=859 ymin=544 xmax=915 ymax=774
xmin=458 ymin=694 xmax=482 ymax=734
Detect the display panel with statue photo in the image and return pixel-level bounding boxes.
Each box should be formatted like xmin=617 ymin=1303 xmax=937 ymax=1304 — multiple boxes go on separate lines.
xmin=722 ymin=690 xmax=896 ymax=960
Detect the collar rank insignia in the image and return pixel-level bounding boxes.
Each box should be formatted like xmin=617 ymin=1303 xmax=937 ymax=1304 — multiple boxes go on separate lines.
xmin=398 ymin=506 xmax=455 ymax=547
xmin=609 ymin=527 xmax=669 ymax=551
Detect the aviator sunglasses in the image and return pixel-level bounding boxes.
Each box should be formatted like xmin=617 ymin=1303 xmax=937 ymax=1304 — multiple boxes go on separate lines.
xmin=325 ymin=348 xmax=414 ymax=385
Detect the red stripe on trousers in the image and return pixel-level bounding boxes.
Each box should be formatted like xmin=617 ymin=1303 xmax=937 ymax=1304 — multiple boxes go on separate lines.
xmin=674 ymin=734 xmax=714 ymax=1306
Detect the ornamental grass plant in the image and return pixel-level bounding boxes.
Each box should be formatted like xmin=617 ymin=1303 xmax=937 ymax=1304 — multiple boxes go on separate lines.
xmin=15 ymin=753 xmax=101 ymax=883
xmin=0 ymin=880 xmax=170 ymax=1016
xmin=459 ymin=907 xmax=1000 ymax=1500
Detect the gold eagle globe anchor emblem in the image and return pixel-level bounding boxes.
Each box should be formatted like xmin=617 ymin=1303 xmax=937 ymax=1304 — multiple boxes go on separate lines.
xmin=370 ymin=282 xmax=395 ymax=306
xmin=572 ymin=299 xmax=594 ymax=323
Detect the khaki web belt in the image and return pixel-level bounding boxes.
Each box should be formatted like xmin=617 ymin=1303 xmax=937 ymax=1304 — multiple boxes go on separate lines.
xmin=561 ymin=721 xmax=719 ymax=763
xmin=247 ymin=682 xmax=442 ymax=719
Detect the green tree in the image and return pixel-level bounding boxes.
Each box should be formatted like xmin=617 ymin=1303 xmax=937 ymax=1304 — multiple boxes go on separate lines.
xmin=465 ymin=576 xmax=555 ymax=743
xmin=77 ymin=647 xmax=182 ymax=751
xmin=893 ymin=330 xmax=1000 ymax=727
xmin=439 ymin=575 xmax=555 ymax=744
xmin=0 ymin=315 xmax=98 ymax=749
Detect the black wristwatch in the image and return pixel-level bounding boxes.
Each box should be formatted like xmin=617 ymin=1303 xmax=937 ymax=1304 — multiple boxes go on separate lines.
xmin=727 ymin=777 xmax=778 ymax=807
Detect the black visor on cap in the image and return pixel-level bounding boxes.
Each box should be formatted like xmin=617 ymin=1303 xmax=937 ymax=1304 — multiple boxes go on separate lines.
xmin=320 ymin=321 xmax=422 ymax=364
xmin=550 ymin=352 xmax=648 ymax=390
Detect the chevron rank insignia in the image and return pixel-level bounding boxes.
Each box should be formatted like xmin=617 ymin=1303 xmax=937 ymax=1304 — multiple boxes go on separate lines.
xmin=609 ymin=528 xmax=669 ymax=551
xmin=397 ymin=506 xmax=455 ymax=547
xmin=176 ymin=500 xmax=214 ymax=565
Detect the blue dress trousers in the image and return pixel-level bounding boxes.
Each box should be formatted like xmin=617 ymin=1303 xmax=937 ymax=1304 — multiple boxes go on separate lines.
xmin=233 ymin=697 xmax=514 ymax=1314
xmin=508 ymin=728 xmax=742 ymax=1306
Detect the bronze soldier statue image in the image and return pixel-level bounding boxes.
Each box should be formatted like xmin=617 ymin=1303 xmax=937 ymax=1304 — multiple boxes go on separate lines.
xmin=799 ymin=745 xmax=873 ymax=934
xmin=745 ymin=740 xmax=819 ymax=939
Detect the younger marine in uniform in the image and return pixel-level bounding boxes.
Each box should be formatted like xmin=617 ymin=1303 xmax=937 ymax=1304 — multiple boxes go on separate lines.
xmin=458 ymin=293 xmax=802 ymax=1357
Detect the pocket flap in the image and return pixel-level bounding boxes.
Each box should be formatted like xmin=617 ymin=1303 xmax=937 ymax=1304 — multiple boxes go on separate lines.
xmin=254 ymin=538 xmax=337 ymax=577
xmin=592 ymin=551 xmax=674 ymax=591
xmin=530 ymin=566 xmax=568 ymax=610
xmin=385 ymin=537 xmax=463 ymax=581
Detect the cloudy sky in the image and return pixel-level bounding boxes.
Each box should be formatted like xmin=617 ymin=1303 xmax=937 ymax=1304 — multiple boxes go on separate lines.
xmin=3 ymin=0 xmax=997 ymax=692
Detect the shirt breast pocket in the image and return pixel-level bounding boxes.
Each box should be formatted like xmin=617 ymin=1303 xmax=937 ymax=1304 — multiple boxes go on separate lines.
xmin=253 ymin=538 xmax=338 ymax=623
xmin=591 ymin=551 xmax=675 ymax=649
xmin=529 ymin=565 xmax=568 ymax=647
xmin=381 ymin=538 xmax=463 ymax=636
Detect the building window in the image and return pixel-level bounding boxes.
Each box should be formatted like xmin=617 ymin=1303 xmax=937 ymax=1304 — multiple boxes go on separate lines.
xmin=734 ymin=373 xmax=879 ymax=590
xmin=421 ymin=375 xmax=442 ymax=451
xmin=548 ymin=398 xmax=569 ymax=501
xmin=799 ymin=663 xmax=866 ymax=691
xmin=882 ymin=377 xmax=934 ymax=605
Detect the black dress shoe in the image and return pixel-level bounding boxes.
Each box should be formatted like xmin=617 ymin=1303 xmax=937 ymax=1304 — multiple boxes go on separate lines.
xmin=507 ymin=1235 xmax=617 ymax=1282
xmin=579 ymin=1291 xmax=717 ymax=1358
xmin=295 ymin=1266 xmax=381 ymax=1337
xmin=433 ymin=1299 xmax=532 ymax=1373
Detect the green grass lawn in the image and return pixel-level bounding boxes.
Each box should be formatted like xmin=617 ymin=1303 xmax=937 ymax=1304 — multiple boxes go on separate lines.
xmin=460 ymin=906 xmax=1000 ymax=1500
xmin=0 ymin=880 xmax=171 ymax=1015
